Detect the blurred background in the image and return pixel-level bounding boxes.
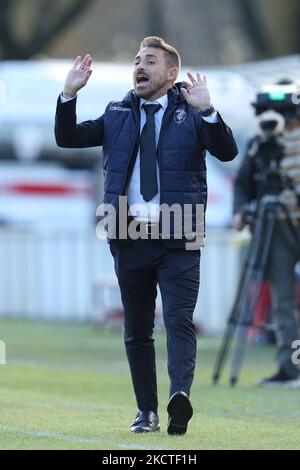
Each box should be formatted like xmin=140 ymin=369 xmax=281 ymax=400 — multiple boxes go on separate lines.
xmin=0 ymin=0 xmax=300 ymax=334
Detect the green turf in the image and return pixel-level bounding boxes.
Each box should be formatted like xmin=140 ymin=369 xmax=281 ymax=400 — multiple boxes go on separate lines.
xmin=0 ymin=318 xmax=299 ymax=450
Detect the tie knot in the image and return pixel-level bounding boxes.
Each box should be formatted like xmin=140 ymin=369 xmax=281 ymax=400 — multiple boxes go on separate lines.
xmin=142 ymin=103 xmax=161 ymax=115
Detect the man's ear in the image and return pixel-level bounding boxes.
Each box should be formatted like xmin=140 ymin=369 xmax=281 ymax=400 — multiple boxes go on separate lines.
xmin=167 ymin=67 xmax=179 ymax=81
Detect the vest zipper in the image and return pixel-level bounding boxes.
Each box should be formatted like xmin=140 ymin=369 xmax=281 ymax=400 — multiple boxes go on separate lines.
xmin=120 ymin=98 xmax=140 ymax=196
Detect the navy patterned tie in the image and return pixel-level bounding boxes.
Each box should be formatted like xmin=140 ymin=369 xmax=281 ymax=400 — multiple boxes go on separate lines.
xmin=140 ymin=103 xmax=161 ymax=202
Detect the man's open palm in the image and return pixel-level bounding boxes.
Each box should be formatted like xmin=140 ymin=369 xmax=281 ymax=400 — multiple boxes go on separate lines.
xmin=64 ymin=55 xmax=93 ymax=97
xmin=182 ymin=72 xmax=211 ymax=111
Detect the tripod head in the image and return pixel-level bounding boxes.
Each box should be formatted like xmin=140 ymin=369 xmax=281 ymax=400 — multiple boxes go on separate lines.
xmin=240 ymin=134 xmax=290 ymax=228
xmin=256 ymin=135 xmax=285 ymax=197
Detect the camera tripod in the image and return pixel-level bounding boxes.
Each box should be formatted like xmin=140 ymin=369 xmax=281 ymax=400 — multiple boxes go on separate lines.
xmin=212 ymin=193 xmax=300 ymax=386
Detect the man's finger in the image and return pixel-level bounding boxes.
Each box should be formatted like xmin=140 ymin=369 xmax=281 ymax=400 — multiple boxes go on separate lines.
xmin=80 ymin=54 xmax=92 ymax=70
xmin=196 ymin=72 xmax=205 ymax=84
xmin=79 ymin=54 xmax=90 ymax=69
xmin=196 ymin=73 xmax=207 ymax=86
xmin=84 ymin=57 xmax=93 ymax=70
xmin=187 ymin=72 xmax=197 ymax=85
xmin=182 ymin=80 xmax=192 ymax=90
xmin=73 ymin=56 xmax=81 ymax=68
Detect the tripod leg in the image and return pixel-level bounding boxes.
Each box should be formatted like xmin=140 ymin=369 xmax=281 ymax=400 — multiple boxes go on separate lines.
xmin=212 ymin=322 xmax=238 ymax=384
xmin=212 ymin=248 xmax=251 ymax=384
xmin=212 ymin=204 xmax=268 ymax=384
xmin=230 ymin=209 xmax=276 ymax=386
xmin=280 ymin=203 xmax=300 ymax=246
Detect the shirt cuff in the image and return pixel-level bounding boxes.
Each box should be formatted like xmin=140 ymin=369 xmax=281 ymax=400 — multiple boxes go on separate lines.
xmin=60 ymin=93 xmax=77 ymax=103
xmin=202 ymin=111 xmax=219 ymax=123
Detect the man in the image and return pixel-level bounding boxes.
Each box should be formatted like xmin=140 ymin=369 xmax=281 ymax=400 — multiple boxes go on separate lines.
xmin=233 ymin=80 xmax=300 ymax=388
xmin=55 ymin=37 xmax=238 ymax=434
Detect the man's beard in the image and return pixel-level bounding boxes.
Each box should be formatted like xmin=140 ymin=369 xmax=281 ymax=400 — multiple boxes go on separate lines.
xmin=134 ymin=78 xmax=167 ymax=99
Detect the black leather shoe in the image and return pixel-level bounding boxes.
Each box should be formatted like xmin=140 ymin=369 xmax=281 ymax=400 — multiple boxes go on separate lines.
xmin=257 ymin=369 xmax=300 ymax=387
xmin=130 ymin=411 xmax=160 ymax=433
xmin=167 ymin=391 xmax=193 ymax=435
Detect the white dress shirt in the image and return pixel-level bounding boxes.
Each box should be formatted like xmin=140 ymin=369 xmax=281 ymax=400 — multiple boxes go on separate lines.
xmin=60 ymin=92 xmax=218 ymax=222
xmin=126 ymin=95 xmax=168 ymax=222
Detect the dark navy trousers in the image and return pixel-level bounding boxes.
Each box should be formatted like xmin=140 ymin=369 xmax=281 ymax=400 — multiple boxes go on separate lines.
xmin=109 ymin=238 xmax=200 ymax=413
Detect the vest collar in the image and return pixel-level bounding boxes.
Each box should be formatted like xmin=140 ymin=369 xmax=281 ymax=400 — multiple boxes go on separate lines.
xmin=122 ymin=82 xmax=186 ymax=107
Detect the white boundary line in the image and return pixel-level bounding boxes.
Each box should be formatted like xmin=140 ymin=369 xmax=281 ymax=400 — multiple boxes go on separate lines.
xmin=0 ymin=424 xmax=102 ymax=445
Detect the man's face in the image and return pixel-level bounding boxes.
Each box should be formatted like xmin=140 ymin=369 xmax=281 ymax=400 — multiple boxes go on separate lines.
xmin=133 ymin=47 xmax=177 ymax=101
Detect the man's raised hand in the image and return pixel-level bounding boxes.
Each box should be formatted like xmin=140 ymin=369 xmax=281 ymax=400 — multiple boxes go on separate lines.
xmin=63 ymin=54 xmax=93 ymax=98
xmin=181 ymin=72 xmax=212 ymax=111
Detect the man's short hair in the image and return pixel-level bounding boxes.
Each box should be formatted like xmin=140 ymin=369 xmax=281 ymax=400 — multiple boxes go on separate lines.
xmin=139 ymin=36 xmax=181 ymax=69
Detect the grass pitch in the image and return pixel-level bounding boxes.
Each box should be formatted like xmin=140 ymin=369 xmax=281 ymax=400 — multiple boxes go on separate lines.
xmin=0 ymin=318 xmax=299 ymax=450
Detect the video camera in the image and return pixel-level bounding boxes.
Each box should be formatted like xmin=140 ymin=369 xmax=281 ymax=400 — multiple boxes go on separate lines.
xmin=252 ymin=79 xmax=300 ymax=136
xmin=246 ymin=80 xmax=300 ymax=205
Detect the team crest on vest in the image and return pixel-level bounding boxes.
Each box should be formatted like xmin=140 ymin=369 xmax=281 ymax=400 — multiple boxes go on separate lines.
xmin=174 ymin=109 xmax=186 ymax=124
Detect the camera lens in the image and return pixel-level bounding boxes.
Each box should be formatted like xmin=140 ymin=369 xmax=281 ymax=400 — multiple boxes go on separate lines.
xmin=259 ymin=120 xmax=278 ymax=132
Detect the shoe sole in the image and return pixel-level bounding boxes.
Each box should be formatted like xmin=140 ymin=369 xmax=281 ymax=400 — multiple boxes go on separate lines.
xmin=167 ymin=393 xmax=193 ymax=436
xmin=131 ymin=425 xmax=160 ymax=433
xmin=257 ymin=379 xmax=300 ymax=388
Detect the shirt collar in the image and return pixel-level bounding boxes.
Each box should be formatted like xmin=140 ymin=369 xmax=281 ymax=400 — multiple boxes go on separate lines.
xmin=140 ymin=94 xmax=168 ymax=111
